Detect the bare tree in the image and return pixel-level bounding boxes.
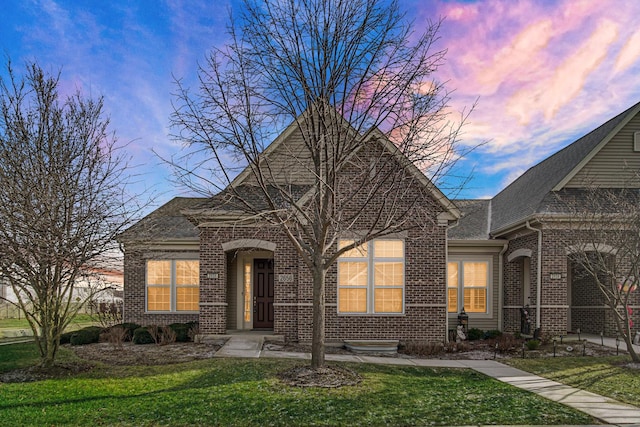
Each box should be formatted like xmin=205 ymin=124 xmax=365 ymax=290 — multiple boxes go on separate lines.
xmin=0 ymin=60 xmax=140 ymax=368
xmin=170 ymin=0 xmax=472 ymax=368
xmin=558 ymin=185 xmax=640 ymax=362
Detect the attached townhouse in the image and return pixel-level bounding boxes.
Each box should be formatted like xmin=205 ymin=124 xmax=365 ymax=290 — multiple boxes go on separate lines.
xmin=119 ymin=101 xmax=640 ymax=343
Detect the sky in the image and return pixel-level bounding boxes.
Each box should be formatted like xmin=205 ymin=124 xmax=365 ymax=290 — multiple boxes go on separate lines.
xmin=3 ymin=0 xmax=640 ymax=208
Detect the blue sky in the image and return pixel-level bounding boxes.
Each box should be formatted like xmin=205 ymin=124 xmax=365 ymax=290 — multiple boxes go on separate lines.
xmin=3 ymin=0 xmax=640 ymax=209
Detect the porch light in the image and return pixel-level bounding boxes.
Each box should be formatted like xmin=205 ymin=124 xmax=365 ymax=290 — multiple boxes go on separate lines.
xmin=457 ymin=308 xmax=469 ymax=335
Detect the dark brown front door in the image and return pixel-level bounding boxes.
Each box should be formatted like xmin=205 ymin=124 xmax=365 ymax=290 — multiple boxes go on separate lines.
xmin=253 ymin=259 xmax=274 ymax=329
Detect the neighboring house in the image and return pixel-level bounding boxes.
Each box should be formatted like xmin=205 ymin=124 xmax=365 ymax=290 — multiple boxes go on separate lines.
xmin=0 ymin=266 xmax=123 ymax=308
xmin=120 ymin=102 xmax=640 ymax=342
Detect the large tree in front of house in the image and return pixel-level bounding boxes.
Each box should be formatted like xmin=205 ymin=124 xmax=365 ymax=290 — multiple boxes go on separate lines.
xmin=559 ymin=184 xmax=640 ymax=362
xmin=170 ymin=0 xmax=472 ymax=369
xmin=0 ymin=60 xmax=140 ymax=368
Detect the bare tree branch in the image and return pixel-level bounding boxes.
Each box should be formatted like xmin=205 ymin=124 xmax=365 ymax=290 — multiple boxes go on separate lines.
xmin=169 ymin=0 xmax=475 ymax=368
xmin=0 ymin=59 xmax=144 ymax=368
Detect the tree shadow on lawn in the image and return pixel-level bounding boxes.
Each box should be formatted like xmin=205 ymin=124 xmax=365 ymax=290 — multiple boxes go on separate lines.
xmin=0 ymin=359 xmax=597 ymax=426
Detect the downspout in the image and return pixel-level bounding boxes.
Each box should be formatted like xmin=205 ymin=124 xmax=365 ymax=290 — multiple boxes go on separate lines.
xmin=498 ymin=242 xmax=508 ymax=331
xmin=525 ymin=221 xmax=542 ymax=330
xmin=445 ymin=219 xmax=460 ymax=343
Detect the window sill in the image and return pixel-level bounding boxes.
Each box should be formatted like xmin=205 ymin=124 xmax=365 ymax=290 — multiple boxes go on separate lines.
xmin=338 ymin=312 xmax=405 ymax=316
xmin=144 ymin=311 xmax=199 ymax=314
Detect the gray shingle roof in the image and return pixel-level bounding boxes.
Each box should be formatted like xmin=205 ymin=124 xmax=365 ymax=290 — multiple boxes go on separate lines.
xmin=448 ymin=199 xmax=491 ymax=240
xmin=118 ymin=197 xmax=205 ymax=242
xmin=490 ymin=101 xmax=640 ymax=233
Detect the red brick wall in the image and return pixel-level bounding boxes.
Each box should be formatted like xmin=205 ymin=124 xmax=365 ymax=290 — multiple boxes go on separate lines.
xmin=123 ymin=143 xmax=453 ymax=343
xmin=502 ymin=226 xmax=640 ymax=338
xmin=122 ymin=249 xmax=199 ymax=326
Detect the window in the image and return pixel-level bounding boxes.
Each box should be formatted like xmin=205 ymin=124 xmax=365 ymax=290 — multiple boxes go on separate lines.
xmin=338 ymin=239 xmax=404 ymax=314
xmin=447 ymin=259 xmax=490 ymax=314
xmin=146 ymin=260 xmax=199 ymax=312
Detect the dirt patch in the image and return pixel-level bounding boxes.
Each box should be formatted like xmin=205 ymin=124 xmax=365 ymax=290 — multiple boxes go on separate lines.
xmin=278 ymin=365 xmax=362 ymax=388
xmin=70 ymin=341 xmax=224 ymax=366
xmin=0 ymin=361 xmax=93 ymax=383
xmin=263 ymin=342 xmax=352 ymax=355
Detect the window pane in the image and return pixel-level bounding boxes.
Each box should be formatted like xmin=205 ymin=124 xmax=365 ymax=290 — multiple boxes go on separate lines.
xmin=448 ymin=262 xmax=458 ymax=287
xmin=448 ymin=288 xmax=458 ymax=313
xmin=176 ymin=261 xmax=199 ymax=285
xmin=147 ymin=260 xmax=171 ymax=285
xmin=447 ymin=262 xmax=459 ymax=312
xmin=374 ymin=262 xmax=403 ymax=286
xmin=374 ymin=240 xmax=403 ymax=258
xmin=338 ymin=262 xmax=368 ymax=286
xmin=147 ymin=287 xmax=170 ymax=311
xmin=338 ymin=240 xmax=367 ymax=258
xmin=244 ymin=262 xmax=252 ymax=322
xmin=463 ymin=262 xmax=488 ymax=287
xmin=374 ymin=288 xmax=402 ymax=313
xmin=339 ymin=288 xmax=367 ymax=312
xmin=464 ymin=288 xmax=487 ymax=312
xmin=176 ymin=287 xmax=199 ymax=311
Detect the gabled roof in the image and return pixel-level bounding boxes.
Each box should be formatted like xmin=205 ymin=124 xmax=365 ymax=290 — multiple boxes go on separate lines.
xmin=490 ymin=100 xmax=640 ymax=234
xmin=185 ymin=113 xmax=460 ymax=224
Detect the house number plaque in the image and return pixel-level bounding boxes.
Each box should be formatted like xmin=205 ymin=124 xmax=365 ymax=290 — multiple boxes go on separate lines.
xmin=278 ymin=273 xmax=294 ymax=282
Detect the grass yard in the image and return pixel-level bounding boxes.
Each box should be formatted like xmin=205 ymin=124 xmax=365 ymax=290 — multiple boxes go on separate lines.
xmin=0 ymin=343 xmax=597 ymax=426
xmin=0 ymin=313 xmax=98 ymax=331
xmin=507 ymin=355 xmax=640 ymax=407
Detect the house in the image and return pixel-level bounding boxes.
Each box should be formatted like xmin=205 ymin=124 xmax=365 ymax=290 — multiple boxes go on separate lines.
xmin=119 ymin=101 xmax=640 ymax=343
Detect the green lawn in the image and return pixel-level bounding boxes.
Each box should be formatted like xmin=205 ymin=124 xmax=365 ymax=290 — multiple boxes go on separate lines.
xmin=0 ymin=313 xmax=98 ymax=330
xmin=0 ymin=343 xmax=597 ymax=426
xmin=507 ymin=355 xmax=640 ymax=407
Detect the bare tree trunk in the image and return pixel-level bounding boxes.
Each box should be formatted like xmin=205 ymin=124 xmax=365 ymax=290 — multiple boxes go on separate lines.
xmin=311 ymin=267 xmax=326 ymax=369
xmin=611 ymin=305 xmax=640 ymax=362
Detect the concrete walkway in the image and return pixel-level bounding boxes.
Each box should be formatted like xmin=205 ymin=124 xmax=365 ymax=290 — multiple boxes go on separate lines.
xmin=213 ymin=335 xmax=640 ymax=425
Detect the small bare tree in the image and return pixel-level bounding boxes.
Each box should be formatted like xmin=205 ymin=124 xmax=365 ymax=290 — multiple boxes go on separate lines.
xmin=170 ymin=0 xmax=473 ymax=369
xmin=0 ymin=60 xmax=140 ymax=368
xmin=559 ymin=185 xmax=640 ymax=362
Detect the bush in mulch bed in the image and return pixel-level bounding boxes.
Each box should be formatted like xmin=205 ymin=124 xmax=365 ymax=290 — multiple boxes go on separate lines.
xmin=69 ymin=326 xmax=103 ymax=346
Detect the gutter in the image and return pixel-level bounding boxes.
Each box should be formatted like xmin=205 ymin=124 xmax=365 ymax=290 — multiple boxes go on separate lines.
xmin=525 ymin=221 xmax=542 ymax=330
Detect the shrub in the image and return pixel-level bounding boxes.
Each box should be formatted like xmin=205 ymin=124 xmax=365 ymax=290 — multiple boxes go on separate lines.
xmin=467 ymin=328 xmax=484 ymax=341
xmin=160 ymin=327 xmax=177 ymax=345
xmin=117 ymin=322 xmax=141 ymax=341
xmin=188 ymin=322 xmax=200 ymax=342
xmin=132 ymin=327 xmax=155 ymax=345
xmin=444 ymin=341 xmax=469 ymax=353
xmin=484 ymin=330 xmax=502 ymax=340
xmin=526 ymin=339 xmax=540 ymax=350
xmin=401 ymin=341 xmax=444 ymax=356
xmin=60 ymin=330 xmax=74 ymax=344
xmin=103 ymin=326 xmax=127 ymax=350
xmin=168 ymin=323 xmax=191 ymax=342
xmin=496 ymin=333 xmax=521 ymax=353
xmin=70 ymin=326 xmax=103 ymax=346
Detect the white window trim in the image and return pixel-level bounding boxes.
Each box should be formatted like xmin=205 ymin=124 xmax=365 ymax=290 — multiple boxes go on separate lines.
xmin=448 ymin=255 xmax=493 ymax=319
xmin=145 ymin=259 xmax=199 ymax=313
xmin=337 ymin=239 xmax=405 ymax=315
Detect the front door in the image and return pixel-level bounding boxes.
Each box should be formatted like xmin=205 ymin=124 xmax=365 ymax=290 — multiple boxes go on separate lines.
xmin=253 ymin=259 xmax=274 ymax=329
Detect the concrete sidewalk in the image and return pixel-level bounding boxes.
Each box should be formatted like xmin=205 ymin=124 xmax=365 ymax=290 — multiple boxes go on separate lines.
xmin=212 ymin=334 xmax=640 ymax=425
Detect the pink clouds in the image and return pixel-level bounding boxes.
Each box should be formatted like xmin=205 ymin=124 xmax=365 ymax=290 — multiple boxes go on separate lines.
xmin=419 ymin=0 xmax=640 ymax=192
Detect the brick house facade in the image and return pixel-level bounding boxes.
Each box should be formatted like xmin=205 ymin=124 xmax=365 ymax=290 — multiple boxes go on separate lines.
xmin=120 ymin=102 xmax=640 ymax=343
